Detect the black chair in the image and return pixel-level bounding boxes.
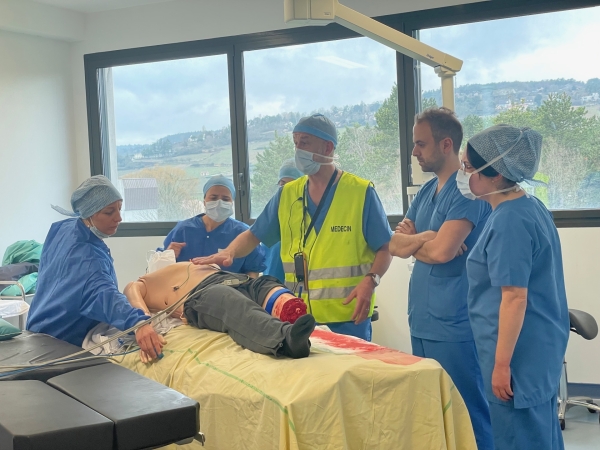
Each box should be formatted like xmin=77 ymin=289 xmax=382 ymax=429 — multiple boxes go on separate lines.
xmin=558 ymin=309 xmax=600 ymax=430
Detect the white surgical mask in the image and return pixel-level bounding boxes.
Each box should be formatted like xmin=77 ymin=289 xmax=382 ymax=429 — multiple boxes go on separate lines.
xmin=295 ymin=148 xmax=335 ymax=175
xmin=456 ymin=170 xmax=478 ymax=200
xmin=88 ymin=218 xmax=111 ymax=239
xmin=458 ymin=131 xmax=524 ymax=200
xmin=205 ymin=200 xmax=233 ymax=222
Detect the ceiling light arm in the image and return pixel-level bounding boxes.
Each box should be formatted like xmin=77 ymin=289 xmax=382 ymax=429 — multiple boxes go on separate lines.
xmin=284 ymin=0 xmax=463 ymax=110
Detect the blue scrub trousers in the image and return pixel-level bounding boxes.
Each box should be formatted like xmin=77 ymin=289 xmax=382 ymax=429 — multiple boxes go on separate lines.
xmin=327 ymin=319 xmax=372 ymax=341
xmin=489 ymin=394 xmax=563 ymax=450
xmin=411 ymin=337 xmax=494 ymax=450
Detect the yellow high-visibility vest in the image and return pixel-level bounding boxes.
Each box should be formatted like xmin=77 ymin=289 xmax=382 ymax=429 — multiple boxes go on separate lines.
xmin=278 ymin=172 xmax=375 ymax=323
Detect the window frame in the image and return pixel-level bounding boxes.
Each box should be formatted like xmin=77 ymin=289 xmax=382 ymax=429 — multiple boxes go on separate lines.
xmin=400 ymin=0 xmax=600 ymax=228
xmin=85 ymin=0 xmax=600 ymax=236
xmin=85 ymin=25 xmax=410 ymax=236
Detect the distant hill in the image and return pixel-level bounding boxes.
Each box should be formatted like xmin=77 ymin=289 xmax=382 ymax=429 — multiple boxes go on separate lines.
xmin=117 ymin=77 xmax=600 ymax=168
xmin=116 ymin=102 xmax=383 ymax=167
xmin=424 ymin=78 xmax=600 ymax=118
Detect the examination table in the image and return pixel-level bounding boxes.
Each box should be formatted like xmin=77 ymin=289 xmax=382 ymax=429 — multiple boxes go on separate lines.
xmin=117 ymin=325 xmax=478 ymax=450
xmin=0 ymin=331 xmax=200 ymax=450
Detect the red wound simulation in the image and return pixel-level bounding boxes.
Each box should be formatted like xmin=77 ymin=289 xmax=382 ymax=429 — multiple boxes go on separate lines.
xmin=279 ymin=297 xmax=307 ymax=324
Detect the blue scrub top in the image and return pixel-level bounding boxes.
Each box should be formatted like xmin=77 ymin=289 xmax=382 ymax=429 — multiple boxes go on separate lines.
xmin=26 ymin=218 xmax=149 ymax=347
xmin=466 ymin=195 xmax=569 ymax=408
xmin=251 ymin=181 xmax=392 ymax=252
xmin=263 ymin=241 xmax=284 ymax=283
xmin=406 ymin=171 xmax=491 ymax=342
xmin=162 ymin=215 xmax=266 ymax=274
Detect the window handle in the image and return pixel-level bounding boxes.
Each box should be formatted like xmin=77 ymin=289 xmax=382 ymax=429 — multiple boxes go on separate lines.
xmin=237 ymin=172 xmax=246 ymax=197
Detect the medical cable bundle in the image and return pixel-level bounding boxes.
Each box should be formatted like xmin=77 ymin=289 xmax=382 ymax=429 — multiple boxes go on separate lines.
xmin=0 ymin=271 xmax=252 ymax=378
xmin=0 ymin=285 xmax=193 ymax=378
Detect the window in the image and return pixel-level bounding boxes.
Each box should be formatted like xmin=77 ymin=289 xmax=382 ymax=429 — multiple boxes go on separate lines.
xmin=85 ymin=0 xmax=600 ymax=234
xmin=97 ymin=54 xmax=233 ymax=223
xmin=243 ymin=37 xmax=402 ymax=218
xmin=416 ymin=6 xmax=600 ymax=210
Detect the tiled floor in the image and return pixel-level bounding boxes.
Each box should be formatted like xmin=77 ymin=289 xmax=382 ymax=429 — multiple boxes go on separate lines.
xmin=563 ymin=398 xmax=600 ymax=449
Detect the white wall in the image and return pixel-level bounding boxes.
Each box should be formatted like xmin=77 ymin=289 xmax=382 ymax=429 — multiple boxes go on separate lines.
xmin=0 ymin=29 xmax=76 ymax=254
xmin=557 ymin=228 xmax=600 ymax=385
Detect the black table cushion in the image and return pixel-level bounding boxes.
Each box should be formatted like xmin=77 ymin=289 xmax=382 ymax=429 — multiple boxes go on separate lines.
xmin=0 ymin=380 xmax=113 ymax=450
xmin=0 ymin=331 xmax=110 ymax=381
xmin=48 ymin=363 xmax=199 ymax=450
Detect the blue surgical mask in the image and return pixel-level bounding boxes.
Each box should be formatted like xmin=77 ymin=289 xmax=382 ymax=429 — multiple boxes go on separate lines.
xmin=295 ymin=148 xmax=334 ymax=175
xmin=205 ymin=200 xmax=233 ymax=223
xmin=88 ymin=219 xmax=112 ymax=239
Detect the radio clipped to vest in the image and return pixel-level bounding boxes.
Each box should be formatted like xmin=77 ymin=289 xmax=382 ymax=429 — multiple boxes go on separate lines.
xmin=293 ymin=252 xmax=308 ymax=291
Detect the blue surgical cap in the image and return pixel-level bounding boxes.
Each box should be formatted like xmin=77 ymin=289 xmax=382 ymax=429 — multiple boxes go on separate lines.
xmin=52 ymin=175 xmax=123 ymax=218
xmin=278 ymin=159 xmax=303 ymax=181
xmin=203 ymin=174 xmax=236 ymax=199
xmin=468 ymin=124 xmax=543 ymax=183
xmin=293 ymin=113 xmax=338 ymax=147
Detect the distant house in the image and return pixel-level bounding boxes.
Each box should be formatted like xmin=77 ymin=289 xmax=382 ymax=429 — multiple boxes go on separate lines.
xmin=120 ymin=178 xmax=159 ymax=221
xmin=493 ymin=89 xmax=517 ymax=96
xmin=581 ymin=93 xmax=599 ymax=103
xmin=495 ymin=99 xmax=532 ymax=111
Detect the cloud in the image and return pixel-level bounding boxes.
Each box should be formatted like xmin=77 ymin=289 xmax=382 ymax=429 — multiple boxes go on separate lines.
xmin=315 ymin=55 xmax=369 ymax=69
xmin=112 ymin=55 xmax=231 ymax=144
xmin=109 ymin=5 xmax=600 ymax=144
xmin=419 ymin=7 xmax=600 ymax=90
xmin=243 ymin=37 xmax=396 ymax=119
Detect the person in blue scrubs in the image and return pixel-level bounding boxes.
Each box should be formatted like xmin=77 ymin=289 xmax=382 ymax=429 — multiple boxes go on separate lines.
xmin=461 ymin=125 xmax=569 ymax=450
xmin=191 ymin=114 xmax=393 ymax=341
xmin=162 ymin=175 xmax=265 ymax=276
xmin=263 ymin=159 xmax=304 ymax=283
xmin=26 ymin=175 xmax=164 ymax=361
xmin=390 ymin=107 xmax=494 ymax=449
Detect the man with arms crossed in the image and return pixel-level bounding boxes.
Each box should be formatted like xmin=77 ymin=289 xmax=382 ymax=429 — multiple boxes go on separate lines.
xmin=389 ymin=108 xmax=493 ymax=449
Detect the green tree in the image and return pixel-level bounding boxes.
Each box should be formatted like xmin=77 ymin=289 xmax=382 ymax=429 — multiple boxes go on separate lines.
xmin=461 ymin=114 xmax=485 ymax=148
xmin=336 ymin=84 xmax=402 ymax=213
xmin=585 ymin=78 xmax=600 ymax=94
xmin=422 ymin=97 xmax=438 ymax=110
xmin=336 ymin=123 xmax=380 ymax=182
xmin=493 ymin=100 xmax=537 ymax=129
xmin=250 ymin=132 xmax=295 ymax=214
xmin=142 ymin=137 xmax=173 ymax=158
xmin=373 ymin=84 xmax=399 ymax=145
xmin=493 ymin=93 xmax=600 ymax=208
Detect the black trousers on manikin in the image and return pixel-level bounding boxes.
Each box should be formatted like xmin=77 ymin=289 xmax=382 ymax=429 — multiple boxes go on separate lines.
xmin=183 ymin=271 xmax=290 ymax=355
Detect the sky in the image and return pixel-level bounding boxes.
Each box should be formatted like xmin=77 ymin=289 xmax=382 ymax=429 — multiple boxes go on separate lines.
xmin=419 ymin=7 xmax=600 ymax=91
xmin=111 ymin=5 xmax=600 ymax=145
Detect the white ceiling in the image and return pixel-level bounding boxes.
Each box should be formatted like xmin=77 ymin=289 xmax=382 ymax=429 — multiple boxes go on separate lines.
xmin=32 ymin=0 xmax=178 ymax=13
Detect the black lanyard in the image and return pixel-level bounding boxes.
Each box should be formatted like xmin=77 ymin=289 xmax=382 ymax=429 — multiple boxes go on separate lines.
xmin=303 ymin=169 xmax=338 ymax=247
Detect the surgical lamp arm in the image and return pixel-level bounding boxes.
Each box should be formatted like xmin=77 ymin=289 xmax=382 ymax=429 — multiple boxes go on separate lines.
xmin=335 ymin=2 xmax=460 ymax=110
xmin=284 ymin=0 xmax=462 ymax=110
xmin=333 ymin=2 xmax=462 ymax=73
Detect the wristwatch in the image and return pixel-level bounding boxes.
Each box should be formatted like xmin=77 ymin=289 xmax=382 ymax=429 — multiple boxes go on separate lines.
xmin=366 ymin=272 xmax=380 ymax=287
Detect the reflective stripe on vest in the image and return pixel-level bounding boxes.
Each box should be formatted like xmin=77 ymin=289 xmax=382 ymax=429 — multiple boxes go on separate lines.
xmin=278 ymin=172 xmax=376 ymax=323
